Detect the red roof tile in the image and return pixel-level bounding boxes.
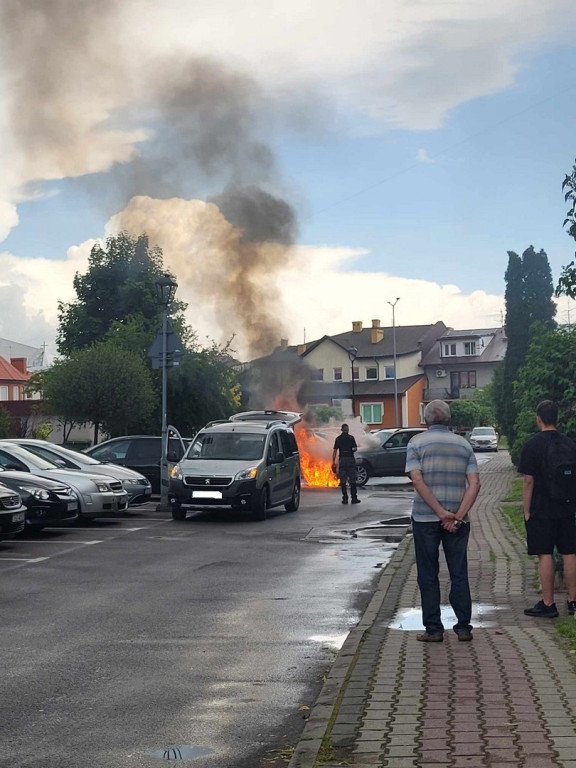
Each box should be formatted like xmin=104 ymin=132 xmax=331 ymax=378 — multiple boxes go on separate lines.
xmin=0 ymin=356 xmax=28 ymax=381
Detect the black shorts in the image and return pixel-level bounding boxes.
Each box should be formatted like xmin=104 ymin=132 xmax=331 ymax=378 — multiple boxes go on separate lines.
xmin=525 ymin=515 xmax=576 ymax=555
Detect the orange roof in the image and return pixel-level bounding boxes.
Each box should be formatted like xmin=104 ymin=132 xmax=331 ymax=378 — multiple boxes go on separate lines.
xmin=0 ymin=356 xmax=28 ymax=382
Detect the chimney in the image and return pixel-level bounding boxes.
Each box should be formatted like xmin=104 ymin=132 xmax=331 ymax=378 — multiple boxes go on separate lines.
xmin=280 ymin=338 xmax=288 ymax=350
xmin=371 ymin=319 xmax=380 ymax=328
xmin=371 ymin=328 xmax=384 ymax=344
xmin=10 ymin=357 xmax=27 ymax=375
xmin=297 ymin=344 xmax=307 ymax=355
xmin=352 ymin=321 xmax=363 ymax=333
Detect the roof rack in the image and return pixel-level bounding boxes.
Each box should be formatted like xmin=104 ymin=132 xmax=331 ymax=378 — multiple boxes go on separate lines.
xmin=203 ymin=419 xmax=230 ymax=428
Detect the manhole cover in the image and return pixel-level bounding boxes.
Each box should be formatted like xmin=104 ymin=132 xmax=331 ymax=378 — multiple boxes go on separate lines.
xmin=146 ymin=746 xmax=213 ymax=761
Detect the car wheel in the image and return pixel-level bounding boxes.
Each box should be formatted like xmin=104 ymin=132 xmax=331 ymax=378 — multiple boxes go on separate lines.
xmin=171 ymin=506 xmax=187 ymax=521
xmin=355 ymin=464 xmax=370 ymax=487
xmin=285 ymin=480 xmax=300 ymax=512
xmin=251 ymin=487 xmax=268 ymax=521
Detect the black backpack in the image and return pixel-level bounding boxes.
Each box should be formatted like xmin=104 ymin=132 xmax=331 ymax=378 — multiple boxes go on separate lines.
xmin=543 ymin=433 xmax=576 ymax=503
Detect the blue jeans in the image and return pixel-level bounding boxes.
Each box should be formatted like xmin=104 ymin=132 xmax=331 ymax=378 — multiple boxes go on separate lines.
xmin=412 ymin=520 xmax=472 ymax=635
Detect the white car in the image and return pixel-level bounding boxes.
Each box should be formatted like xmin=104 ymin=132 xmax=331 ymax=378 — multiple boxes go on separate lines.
xmin=0 ymin=443 xmax=128 ymax=520
xmin=469 ymin=427 xmax=499 ymax=452
xmin=4 ymin=439 xmax=152 ymax=505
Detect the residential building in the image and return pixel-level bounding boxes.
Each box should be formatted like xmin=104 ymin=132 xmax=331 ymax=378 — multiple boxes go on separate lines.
xmin=298 ymin=319 xmax=448 ymax=428
xmin=420 ymin=327 xmax=507 ymax=402
xmin=0 ymin=357 xmax=30 ymax=402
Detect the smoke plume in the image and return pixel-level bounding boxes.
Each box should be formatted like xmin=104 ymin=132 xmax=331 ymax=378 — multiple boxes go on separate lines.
xmin=1 ymin=0 xmax=299 ymax=360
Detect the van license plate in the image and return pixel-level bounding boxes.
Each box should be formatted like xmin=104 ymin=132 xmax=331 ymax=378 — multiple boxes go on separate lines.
xmin=12 ymin=512 xmax=25 ymax=523
xmin=192 ymin=491 xmax=223 ymax=499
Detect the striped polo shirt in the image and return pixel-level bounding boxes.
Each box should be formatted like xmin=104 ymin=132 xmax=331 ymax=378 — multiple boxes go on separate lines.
xmin=405 ymin=425 xmax=479 ymax=522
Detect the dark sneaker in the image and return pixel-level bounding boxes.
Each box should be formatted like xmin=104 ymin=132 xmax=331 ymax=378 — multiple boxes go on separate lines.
xmin=341 ymin=498 xmax=348 ymax=504
xmin=416 ymin=632 xmax=443 ymax=643
xmin=567 ymin=600 xmax=576 ymax=616
xmin=456 ymin=632 xmax=473 ymax=642
xmin=524 ymin=600 xmax=559 ymax=618
xmin=351 ymin=498 xmax=361 ymax=504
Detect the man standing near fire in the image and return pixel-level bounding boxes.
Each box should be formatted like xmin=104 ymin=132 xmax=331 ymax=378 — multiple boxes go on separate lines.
xmin=332 ymin=424 xmax=360 ymax=504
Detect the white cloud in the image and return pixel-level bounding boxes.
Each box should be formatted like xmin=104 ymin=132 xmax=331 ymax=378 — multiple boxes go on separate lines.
xmin=127 ymin=0 xmax=576 ymax=130
xmin=0 ymin=243 xmax=93 ymax=356
xmin=417 ymin=149 xmax=434 ymax=164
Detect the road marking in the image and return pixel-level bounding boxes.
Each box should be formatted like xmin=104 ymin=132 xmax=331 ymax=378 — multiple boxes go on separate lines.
xmin=15 ymin=539 xmax=104 ymax=545
xmin=0 ymin=557 xmax=49 ymax=562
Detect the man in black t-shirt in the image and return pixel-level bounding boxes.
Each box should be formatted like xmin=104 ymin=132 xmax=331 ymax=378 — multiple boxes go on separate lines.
xmin=517 ymin=400 xmax=576 ymax=618
xmin=332 ymin=424 xmax=360 ymax=504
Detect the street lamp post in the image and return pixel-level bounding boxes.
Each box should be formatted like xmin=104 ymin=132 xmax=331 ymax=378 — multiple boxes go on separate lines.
xmin=155 ymin=273 xmax=178 ymax=511
xmin=387 ymin=298 xmax=400 ymax=428
xmin=348 ymin=346 xmax=358 ymax=418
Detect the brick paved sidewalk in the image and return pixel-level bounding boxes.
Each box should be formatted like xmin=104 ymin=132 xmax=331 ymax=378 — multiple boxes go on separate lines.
xmin=289 ymin=452 xmax=576 ymax=768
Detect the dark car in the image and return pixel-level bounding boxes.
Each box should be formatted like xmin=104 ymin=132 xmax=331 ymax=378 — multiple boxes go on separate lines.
xmin=0 ymin=482 xmax=26 ymax=540
xmin=0 ymin=469 xmax=79 ymax=531
xmin=354 ymin=427 xmax=426 ymax=486
xmin=85 ymin=434 xmax=191 ymax=494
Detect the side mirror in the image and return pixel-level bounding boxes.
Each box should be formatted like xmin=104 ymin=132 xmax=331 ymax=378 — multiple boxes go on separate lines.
xmin=167 ymin=451 xmax=178 ymax=462
xmin=272 ymin=452 xmax=286 ymax=464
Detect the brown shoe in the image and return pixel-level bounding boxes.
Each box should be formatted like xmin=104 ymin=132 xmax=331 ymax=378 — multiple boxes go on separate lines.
xmin=457 ymin=632 xmax=473 ymax=642
xmin=416 ymin=632 xmax=443 ymax=643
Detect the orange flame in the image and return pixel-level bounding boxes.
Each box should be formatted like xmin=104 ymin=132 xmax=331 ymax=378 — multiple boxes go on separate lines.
xmin=294 ymin=423 xmax=340 ymax=488
xmin=272 ymin=396 xmax=340 ymax=487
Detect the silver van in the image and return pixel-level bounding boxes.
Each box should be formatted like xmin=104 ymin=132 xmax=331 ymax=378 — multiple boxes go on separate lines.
xmin=169 ymin=411 xmax=301 ymax=521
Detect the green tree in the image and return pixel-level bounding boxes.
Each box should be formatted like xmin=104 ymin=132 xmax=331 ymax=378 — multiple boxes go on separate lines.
xmin=39 ymin=342 xmax=156 ymax=442
xmin=0 ymin=406 xmax=12 ymax=438
xmin=495 ymin=246 xmax=556 ymax=444
xmin=556 ymin=159 xmax=576 ymax=297
xmin=512 ymin=323 xmax=576 ymax=463
xmin=167 ymin=345 xmax=242 ymax=435
xmin=449 ymin=400 xmax=481 ymax=430
xmin=57 ymin=232 xmax=186 ymax=355
xmin=472 ymin=383 xmax=497 ymax=427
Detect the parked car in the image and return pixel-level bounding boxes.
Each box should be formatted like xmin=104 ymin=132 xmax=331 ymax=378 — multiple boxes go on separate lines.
xmin=0 ymin=482 xmax=26 ymax=540
xmin=0 ymin=469 xmax=79 ymax=531
xmin=355 ymin=427 xmax=426 ymax=486
xmin=85 ymin=434 xmax=190 ymax=494
xmin=4 ymin=439 xmax=152 ymax=505
xmin=169 ymin=411 xmax=301 ymax=521
xmin=469 ymin=426 xmax=499 ymax=452
xmin=0 ymin=443 xmax=128 ymax=520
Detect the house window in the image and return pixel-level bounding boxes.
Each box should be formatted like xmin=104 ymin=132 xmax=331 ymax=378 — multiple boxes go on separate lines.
xmin=0 ymin=386 xmax=7 ymax=401
xmin=443 ymin=343 xmax=457 ymax=357
xmin=452 ymin=371 xmax=477 ymax=388
xmin=361 ymin=403 xmax=383 ymax=424
xmin=352 ymin=366 xmax=359 ymax=381
xmin=333 ymin=367 xmax=342 ymax=381
xmin=365 ymin=366 xmax=378 ymax=380
xmin=384 ymin=366 xmax=394 ymax=378
xmin=12 ymin=386 xmax=19 ymax=400
xmin=312 ymin=368 xmax=324 ymax=381
xmin=463 ymin=342 xmax=477 ymax=356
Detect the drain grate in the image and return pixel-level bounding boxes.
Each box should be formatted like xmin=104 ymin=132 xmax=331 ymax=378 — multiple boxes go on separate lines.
xmin=146 ymin=746 xmax=213 ymax=761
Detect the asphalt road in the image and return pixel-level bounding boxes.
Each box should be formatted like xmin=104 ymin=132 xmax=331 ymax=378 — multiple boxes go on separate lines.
xmin=0 ymin=480 xmax=415 ymax=768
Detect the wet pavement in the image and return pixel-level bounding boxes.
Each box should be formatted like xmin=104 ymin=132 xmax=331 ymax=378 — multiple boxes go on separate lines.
xmin=289 ymin=452 xmax=576 ymax=768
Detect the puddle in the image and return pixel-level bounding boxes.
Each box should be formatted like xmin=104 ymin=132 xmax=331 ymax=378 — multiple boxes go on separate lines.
xmin=308 ymin=632 xmax=349 ymax=650
xmin=388 ymin=603 xmax=504 ymax=630
xmin=146 ymin=746 xmax=213 ymax=761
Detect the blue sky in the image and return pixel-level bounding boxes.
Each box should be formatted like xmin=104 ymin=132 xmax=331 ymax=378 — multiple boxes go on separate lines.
xmin=1 ymin=0 xmax=576 ymax=359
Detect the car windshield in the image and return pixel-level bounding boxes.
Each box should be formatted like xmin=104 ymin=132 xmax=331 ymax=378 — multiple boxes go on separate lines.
xmin=45 ymin=444 xmax=101 ymax=466
xmin=472 ymin=428 xmax=495 ymax=436
xmin=0 ymin=444 xmax=60 ymax=471
xmin=186 ymin=432 xmax=266 ymax=460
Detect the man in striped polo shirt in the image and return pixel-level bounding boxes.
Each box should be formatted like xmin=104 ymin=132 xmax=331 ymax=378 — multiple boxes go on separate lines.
xmin=405 ymin=400 xmax=481 ymax=642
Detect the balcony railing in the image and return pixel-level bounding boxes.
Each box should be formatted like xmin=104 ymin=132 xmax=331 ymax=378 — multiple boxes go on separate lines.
xmin=423 ymin=387 xmax=460 ymax=401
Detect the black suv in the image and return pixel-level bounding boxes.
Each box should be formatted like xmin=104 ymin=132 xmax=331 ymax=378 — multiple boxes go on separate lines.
xmin=85 ymin=435 xmax=190 ymax=494
xmin=355 ymin=427 xmax=426 ymax=486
